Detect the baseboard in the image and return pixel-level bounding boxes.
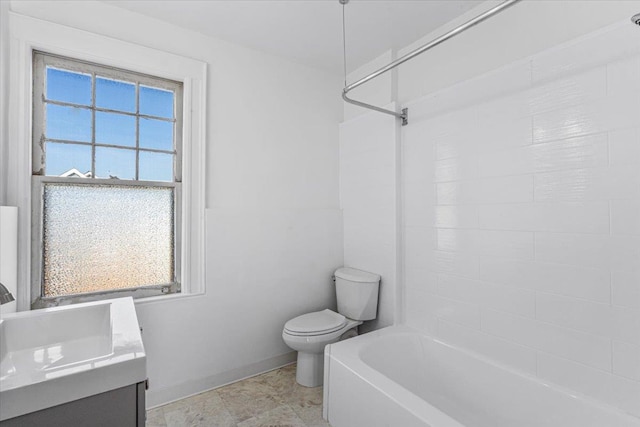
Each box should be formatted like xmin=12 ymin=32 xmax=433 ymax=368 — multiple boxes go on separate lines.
xmin=146 ymin=351 xmax=297 ymax=408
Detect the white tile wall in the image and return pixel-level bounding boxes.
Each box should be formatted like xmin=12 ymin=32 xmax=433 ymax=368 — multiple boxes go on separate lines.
xmin=436 ymin=273 xmax=535 ymax=317
xmin=612 ymin=270 xmax=640 ymax=309
xmin=436 ymin=320 xmax=537 ymax=375
xmin=613 ymin=341 xmax=640 ymax=381
xmin=402 ymin=21 xmax=640 ymax=416
xmin=537 ymin=352 xmax=640 ymax=417
xmin=482 ymin=309 xmax=612 ymax=371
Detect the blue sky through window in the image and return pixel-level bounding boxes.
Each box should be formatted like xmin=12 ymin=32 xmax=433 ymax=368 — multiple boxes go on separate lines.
xmin=96 ymin=112 xmax=136 ymax=147
xmin=47 ymin=68 xmax=91 ymax=106
xmin=45 ymin=142 xmax=92 ymax=176
xmin=47 ymin=104 xmax=92 ymax=142
xmin=95 ymin=147 xmax=136 ymax=179
xmin=44 ymin=66 xmax=175 ymax=181
xmin=96 ymin=77 xmax=135 ymax=112
xmin=140 ymin=86 xmax=174 ymax=118
xmin=140 ymin=151 xmax=174 ymax=182
xmin=140 ymin=118 xmax=173 ymax=151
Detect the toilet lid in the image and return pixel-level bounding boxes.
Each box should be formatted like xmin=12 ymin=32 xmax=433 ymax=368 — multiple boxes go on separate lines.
xmin=284 ymin=309 xmax=347 ymax=335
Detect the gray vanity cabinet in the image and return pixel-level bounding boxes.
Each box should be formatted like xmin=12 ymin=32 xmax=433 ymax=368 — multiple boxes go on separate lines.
xmin=0 ymin=382 xmax=146 ymax=427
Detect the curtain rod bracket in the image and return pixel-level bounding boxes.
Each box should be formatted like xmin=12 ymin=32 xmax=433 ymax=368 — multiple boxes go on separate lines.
xmin=401 ymin=108 xmax=408 ymax=126
xmin=342 ymin=89 xmax=409 ymax=126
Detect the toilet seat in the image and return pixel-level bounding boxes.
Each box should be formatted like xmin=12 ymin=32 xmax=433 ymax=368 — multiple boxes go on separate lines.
xmin=284 ymin=309 xmax=347 ymax=336
xmin=282 ymin=310 xmax=363 ymax=387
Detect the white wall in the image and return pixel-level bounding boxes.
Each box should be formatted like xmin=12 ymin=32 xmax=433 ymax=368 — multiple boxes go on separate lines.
xmin=7 ymin=0 xmax=343 ymax=407
xmin=0 ymin=0 xmax=9 ymax=204
xmin=339 ymin=105 xmax=398 ymax=332
xmin=403 ymin=19 xmax=640 ymax=416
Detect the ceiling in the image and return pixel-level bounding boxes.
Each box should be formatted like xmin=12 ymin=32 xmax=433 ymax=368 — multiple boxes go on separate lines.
xmin=103 ymin=0 xmax=483 ymax=75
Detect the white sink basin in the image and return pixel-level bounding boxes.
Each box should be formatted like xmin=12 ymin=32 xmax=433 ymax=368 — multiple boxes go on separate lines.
xmin=0 ymin=297 xmax=146 ymax=421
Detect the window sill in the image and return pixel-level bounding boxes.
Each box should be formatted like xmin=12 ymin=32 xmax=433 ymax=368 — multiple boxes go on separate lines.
xmin=23 ymin=289 xmax=205 ymax=311
xmin=132 ymin=289 xmax=206 ymax=306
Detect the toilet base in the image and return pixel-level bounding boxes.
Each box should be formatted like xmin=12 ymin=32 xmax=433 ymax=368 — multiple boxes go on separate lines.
xmin=296 ymin=351 xmax=324 ymax=387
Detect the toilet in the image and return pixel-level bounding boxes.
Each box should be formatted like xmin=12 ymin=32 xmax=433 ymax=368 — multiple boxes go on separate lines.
xmin=282 ymin=267 xmax=380 ymax=387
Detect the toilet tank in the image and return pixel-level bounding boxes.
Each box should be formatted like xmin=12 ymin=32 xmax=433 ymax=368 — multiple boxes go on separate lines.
xmin=334 ymin=267 xmax=380 ymax=321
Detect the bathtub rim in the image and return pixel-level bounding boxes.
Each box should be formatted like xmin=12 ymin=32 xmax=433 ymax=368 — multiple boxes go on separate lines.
xmin=324 ymin=324 xmax=640 ymax=426
xmin=324 ymin=326 xmax=466 ymax=426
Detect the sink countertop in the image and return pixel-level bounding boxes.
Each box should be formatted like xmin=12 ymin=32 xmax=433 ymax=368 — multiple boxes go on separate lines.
xmin=0 ymin=297 xmax=146 ymax=421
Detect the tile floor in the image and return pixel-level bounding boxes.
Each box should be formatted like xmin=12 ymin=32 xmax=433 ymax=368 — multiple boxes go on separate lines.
xmin=146 ymin=364 xmax=331 ymax=427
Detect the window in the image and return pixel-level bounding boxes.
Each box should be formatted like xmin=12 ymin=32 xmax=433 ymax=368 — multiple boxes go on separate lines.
xmin=31 ymin=51 xmax=184 ymax=308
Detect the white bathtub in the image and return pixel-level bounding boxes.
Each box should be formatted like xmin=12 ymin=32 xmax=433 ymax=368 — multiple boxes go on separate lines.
xmin=323 ymin=326 xmax=640 ymax=427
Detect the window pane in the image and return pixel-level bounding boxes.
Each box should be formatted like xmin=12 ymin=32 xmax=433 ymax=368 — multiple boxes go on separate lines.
xmin=139 ymin=118 xmax=173 ymax=151
xmin=95 ymin=147 xmax=136 ymax=180
xmin=96 ymin=77 xmax=135 ymax=113
xmin=96 ymin=111 xmax=136 ymax=147
xmin=139 ymin=151 xmax=174 ymax=182
xmin=46 ymin=104 xmax=92 ymax=142
xmin=46 ymin=67 xmax=91 ymax=106
xmin=45 ymin=142 xmax=92 ymax=177
xmin=42 ymin=184 xmax=174 ymax=297
xmin=140 ymin=86 xmax=173 ymax=118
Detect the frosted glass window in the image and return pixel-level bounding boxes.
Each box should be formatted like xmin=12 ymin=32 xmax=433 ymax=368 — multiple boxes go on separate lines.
xmin=42 ymin=184 xmax=174 ymax=297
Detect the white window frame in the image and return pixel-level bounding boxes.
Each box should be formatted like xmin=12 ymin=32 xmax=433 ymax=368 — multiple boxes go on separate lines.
xmin=31 ymin=52 xmax=185 ymax=308
xmin=8 ymin=13 xmax=207 ymax=310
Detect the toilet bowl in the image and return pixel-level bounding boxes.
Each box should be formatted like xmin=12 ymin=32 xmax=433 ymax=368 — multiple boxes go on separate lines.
xmin=282 ymin=267 xmax=380 ymax=387
xmin=282 ymin=309 xmax=361 ymax=387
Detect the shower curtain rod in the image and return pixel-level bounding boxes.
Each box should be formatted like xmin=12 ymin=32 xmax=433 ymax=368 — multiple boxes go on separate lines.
xmin=342 ymin=0 xmax=521 ymax=126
